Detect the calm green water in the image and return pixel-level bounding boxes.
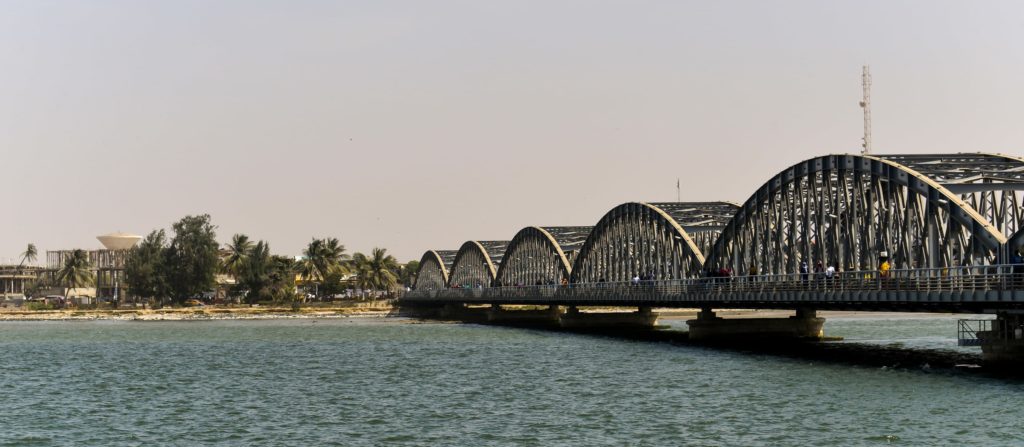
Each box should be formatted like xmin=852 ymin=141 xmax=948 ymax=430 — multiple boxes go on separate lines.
xmin=1 ymin=317 xmax=1022 ymax=446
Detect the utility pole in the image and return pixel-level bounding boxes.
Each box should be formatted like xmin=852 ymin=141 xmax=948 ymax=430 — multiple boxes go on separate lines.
xmin=860 ymin=65 xmax=872 ymax=155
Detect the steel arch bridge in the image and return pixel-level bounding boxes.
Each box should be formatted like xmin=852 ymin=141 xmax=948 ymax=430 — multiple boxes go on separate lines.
xmin=447 ymin=241 xmax=508 ymax=288
xmin=494 ymin=226 xmax=591 ymax=287
xmin=706 ymin=154 xmax=1021 ymax=276
xmin=411 ymin=153 xmax=1024 ymax=295
xmin=569 ymin=202 xmax=738 ymax=283
xmin=412 ymin=250 xmax=458 ymax=290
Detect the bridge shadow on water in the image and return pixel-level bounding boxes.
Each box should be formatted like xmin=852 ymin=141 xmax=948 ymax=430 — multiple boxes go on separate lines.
xmin=469 ymin=321 xmax=1024 ymax=382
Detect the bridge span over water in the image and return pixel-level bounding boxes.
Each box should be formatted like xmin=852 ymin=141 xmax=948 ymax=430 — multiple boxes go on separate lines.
xmin=402 ymin=153 xmax=1024 ymax=364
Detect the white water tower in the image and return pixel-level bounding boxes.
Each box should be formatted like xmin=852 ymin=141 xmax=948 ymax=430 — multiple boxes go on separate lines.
xmin=96 ymin=232 xmax=143 ymax=250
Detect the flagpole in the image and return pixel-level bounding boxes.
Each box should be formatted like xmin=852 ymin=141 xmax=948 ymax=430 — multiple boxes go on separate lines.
xmin=676 ymin=178 xmax=680 ymax=203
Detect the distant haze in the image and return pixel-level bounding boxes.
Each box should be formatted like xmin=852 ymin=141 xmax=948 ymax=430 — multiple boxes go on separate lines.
xmin=2 ymin=0 xmax=1023 ymax=263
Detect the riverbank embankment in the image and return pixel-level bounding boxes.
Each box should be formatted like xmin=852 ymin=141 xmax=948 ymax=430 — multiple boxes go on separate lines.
xmin=0 ymin=303 xmax=396 ymax=321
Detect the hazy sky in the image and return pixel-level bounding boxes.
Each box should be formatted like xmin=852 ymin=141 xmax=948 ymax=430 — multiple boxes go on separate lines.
xmin=2 ymin=0 xmax=1023 ymax=263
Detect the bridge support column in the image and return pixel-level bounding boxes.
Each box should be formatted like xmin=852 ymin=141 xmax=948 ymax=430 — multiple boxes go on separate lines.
xmin=559 ymin=306 xmax=659 ymax=330
xmin=434 ymin=303 xmax=489 ymax=323
xmin=686 ymin=309 xmax=825 ymax=342
xmin=979 ymin=312 xmax=1024 ymax=366
xmin=486 ymin=304 xmax=563 ymax=328
xmin=397 ymin=304 xmax=445 ymax=319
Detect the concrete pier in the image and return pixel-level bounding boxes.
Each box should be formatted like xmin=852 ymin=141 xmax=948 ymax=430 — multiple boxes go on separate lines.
xmin=559 ymin=306 xmax=659 ymax=330
xmin=686 ymin=308 xmax=824 ymax=342
xmin=486 ymin=304 xmax=563 ymax=328
xmin=399 ymin=303 xmax=491 ymax=323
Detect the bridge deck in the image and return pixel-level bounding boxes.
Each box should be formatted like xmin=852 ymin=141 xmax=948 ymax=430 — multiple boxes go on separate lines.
xmin=402 ymin=266 xmax=1024 ymax=313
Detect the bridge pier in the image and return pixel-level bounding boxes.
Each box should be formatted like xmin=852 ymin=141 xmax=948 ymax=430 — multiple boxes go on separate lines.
xmin=486 ymin=304 xmax=563 ymax=328
xmin=686 ymin=308 xmax=824 ymax=342
xmin=438 ymin=304 xmax=489 ymax=323
xmin=978 ymin=312 xmax=1024 ymax=366
xmin=558 ymin=306 xmax=659 ymax=330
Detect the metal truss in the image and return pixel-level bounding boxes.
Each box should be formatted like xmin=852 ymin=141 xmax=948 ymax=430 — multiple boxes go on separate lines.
xmin=569 ymin=202 xmax=737 ymax=283
xmin=878 ymin=153 xmax=1024 ymax=241
xmin=412 ymin=153 xmax=1024 ymax=290
xmin=706 ymin=154 xmax=1008 ymax=276
xmin=494 ymin=226 xmax=591 ymax=286
xmin=447 ymin=241 xmax=508 ymax=288
xmin=412 ymin=249 xmax=458 ymax=290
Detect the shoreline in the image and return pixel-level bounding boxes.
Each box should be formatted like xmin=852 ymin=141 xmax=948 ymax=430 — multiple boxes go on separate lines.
xmin=0 ymin=306 xmax=397 ymax=321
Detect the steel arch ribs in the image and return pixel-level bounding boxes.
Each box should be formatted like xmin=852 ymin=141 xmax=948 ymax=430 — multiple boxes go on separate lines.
xmin=705 ymin=154 xmax=1007 ymax=275
xmin=447 ymin=241 xmax=509 ymax=288
xmin=569 ymin=202 xmax=737 ymax=283
xmin=412 ymin=249 xmax=458 ymax=290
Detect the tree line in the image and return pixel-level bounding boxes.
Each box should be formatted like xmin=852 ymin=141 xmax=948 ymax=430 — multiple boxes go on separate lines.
xmin=48 ymin=214 xmax=419 ymax=306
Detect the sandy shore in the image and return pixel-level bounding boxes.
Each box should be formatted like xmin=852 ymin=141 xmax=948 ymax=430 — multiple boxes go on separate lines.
xmin=0 ymin=306 xmax=397 ymax=321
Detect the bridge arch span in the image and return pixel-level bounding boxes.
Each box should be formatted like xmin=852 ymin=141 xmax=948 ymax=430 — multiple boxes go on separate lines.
xmin=495 ymin=226 xmax=591 ymax=286
xmin=412 ymin=249 xmax=458 ymax=290
xmin=569 ymin=202 xmax=738 ymax=283
xmin=883 ymin=153 xmax=1024 ymax=246
xmin=447 ymin=241 xmax=508 ymax=288
xmin=706 ymin=154 xmax=1007 ymax=275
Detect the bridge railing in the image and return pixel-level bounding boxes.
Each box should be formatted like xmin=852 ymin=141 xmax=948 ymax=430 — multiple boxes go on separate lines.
xmin=405 ymin=264 xmax=1024 ymax=302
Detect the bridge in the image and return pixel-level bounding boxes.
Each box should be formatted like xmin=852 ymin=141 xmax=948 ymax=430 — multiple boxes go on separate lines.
xmin=401 ymin=153 xmax=1024 ymax=364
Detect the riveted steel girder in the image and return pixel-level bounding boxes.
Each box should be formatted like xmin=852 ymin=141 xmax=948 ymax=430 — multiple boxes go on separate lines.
xmin=706 ymin=154 xmax=1008 ymax=275
xmin=412 ymin=249 xmax=458 ymax=290
xmin=495 ymin=226 xmax=591 ymax=286
xmin=569 ymin=202 xmax=738 ymax=283
xmin=447 ymin=240 xmax=509 ymax=288
xmin=878 ymin=153 xmax=1024 ymax=243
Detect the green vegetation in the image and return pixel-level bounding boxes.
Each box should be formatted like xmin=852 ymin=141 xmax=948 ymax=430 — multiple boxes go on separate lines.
xmin=352 ymin=248 xmax=400 ymax=297
xmin=56 ymin=249 xmax=94 ymax=295
xmin=298 ymin=238 xmax=350 ymax=300
xmin=124 ymin=216 xmax=221 ymax=307
xmin=114 ymin=214 xmax=420 ymax=306
xmin=398 ymin=260 xmax=419 ymax=288
xmin=222 ymin=233 xmax=254 ymax=278
xmin=235 ymin=240 xmax=297 ymax=304
xmin=25 ymin=302 xmax=54 ymax=311
xmin=164 ymin=214 xmax=220 ymax=305
xmin=125 ymin=230 xmax=169 ymax=304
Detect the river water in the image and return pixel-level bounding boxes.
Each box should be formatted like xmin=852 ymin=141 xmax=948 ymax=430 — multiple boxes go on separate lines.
xmin=1 ymin=316 xmax=1022 ymax=446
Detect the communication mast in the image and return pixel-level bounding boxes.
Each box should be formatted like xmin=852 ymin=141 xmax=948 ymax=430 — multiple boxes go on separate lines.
xmin=860 ymin=65 xmax=872 ymax=155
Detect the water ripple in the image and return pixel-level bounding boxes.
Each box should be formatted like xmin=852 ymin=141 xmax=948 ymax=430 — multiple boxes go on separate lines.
xmin=0 ymin=319 xmax=1023 ymax=445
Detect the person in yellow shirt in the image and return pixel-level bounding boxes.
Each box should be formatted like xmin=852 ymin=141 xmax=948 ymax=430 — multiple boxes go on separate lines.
xmin=879 ymin=259 xmax=891 ymax=278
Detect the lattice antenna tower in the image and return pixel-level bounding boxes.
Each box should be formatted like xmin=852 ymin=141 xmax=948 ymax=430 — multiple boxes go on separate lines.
xmin=860 ymin=65 xmax=872 ymax=155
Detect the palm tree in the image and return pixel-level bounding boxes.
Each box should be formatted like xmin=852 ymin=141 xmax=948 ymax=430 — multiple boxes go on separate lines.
xmin=299 ymin=238 xmax=326 ymax=283
xmin=398 ymin=260 xmax=420 ymax=288
xmin=322 ymin=237 xmax=350 ymax=275
xmin=350 ymin=252 xmax=372 ymax=297
xmin=299 ymin=238 xmax=350 ymax=300
xmin=19 ymin=243 xmax=37 ymax=269
xmin=222 ymin=234 xmax=254 ymax=277
xmin=352 ymin=248 xmax=399 ymax=298
xmin=56 ymin=249 xmax=94 ymax=303
xmin=238 ymin=241 xmax=271 ymax=304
